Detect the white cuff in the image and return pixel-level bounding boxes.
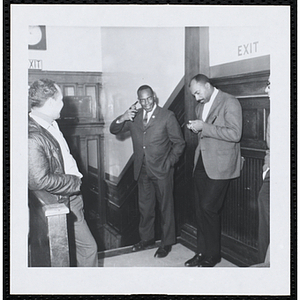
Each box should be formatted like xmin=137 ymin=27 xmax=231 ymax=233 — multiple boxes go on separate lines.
xmin=262 ymin=168 xmax=270 ymax=180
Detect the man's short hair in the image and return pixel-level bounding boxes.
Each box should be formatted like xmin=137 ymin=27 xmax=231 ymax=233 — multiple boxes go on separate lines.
xmin=137 ymin=85 xmax=154 ymax=96
xmin=28 ymin=79 xmax=59 ymax=109
xmin=189 ymin=74 xmax=212 ymax=87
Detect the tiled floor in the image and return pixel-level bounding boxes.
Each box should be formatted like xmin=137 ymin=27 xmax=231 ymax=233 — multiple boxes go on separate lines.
xmin=98 ymin=243 xmax=237 ymax=267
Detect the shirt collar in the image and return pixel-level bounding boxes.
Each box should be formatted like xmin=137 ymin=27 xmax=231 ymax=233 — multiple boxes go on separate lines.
xmin=30 ymin=110 xmax=55 ymax=130
xmin=208 ymin=87 xmax=218 ymax=104
xmin=30 ymin=110 xmax=54 ymax=125
xmin=144 ymin=102 xmax=157 ymax=117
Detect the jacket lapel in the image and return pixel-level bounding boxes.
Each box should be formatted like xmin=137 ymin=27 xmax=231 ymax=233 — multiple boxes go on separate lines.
xmin=29 ymin=116 xmax=65 ymax=169
xmin=196 ymin=103 xmax=204 ymax=120
xmin=145 ymin=106 xmax=159 ymax=129
xmin=134 ymin=109 xmax=143 ymax=127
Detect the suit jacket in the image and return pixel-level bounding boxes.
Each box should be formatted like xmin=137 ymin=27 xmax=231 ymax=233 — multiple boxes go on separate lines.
xmin=110 ymin=106 xmax=185 ymax=180
xmin=28 ymin=116 xmax=81 ymax=196
xmin=193 ymin=90 xmax=243 ymax=180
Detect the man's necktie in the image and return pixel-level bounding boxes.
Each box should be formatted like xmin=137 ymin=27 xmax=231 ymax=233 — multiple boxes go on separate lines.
xmin=143 ymin=111 xmax=148 ymax=127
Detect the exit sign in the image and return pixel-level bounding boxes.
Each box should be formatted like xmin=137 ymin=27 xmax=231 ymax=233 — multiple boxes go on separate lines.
xmin=238 ymin=41 xmax=259 ymax=56
xmin=28 ymin=59 xmax=42 ymax=70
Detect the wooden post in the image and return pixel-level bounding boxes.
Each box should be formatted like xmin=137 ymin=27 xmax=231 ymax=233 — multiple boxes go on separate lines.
xmin=44 ymin=203 xmax=70 ymax=267
xmin=183 ymin=27 xmax=210 ymax=227
xmin=29 ymin=190 xmax=70 ymax=267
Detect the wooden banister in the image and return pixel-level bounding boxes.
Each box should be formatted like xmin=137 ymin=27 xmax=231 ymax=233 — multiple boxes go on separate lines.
xmin=28 ymin=190 xmax=70 ymax=267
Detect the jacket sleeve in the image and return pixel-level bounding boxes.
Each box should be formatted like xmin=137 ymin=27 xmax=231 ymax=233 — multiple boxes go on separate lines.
xmin=166 ymin=112 xmax=186 ymax=166
xmin=109 ymin=116 xmax=130 ymax=135
xmin=202 ymin=97 xmax=242 ymax=142
xmin=28 ymin=136 xmax=82 ymax=196
xmin=263 ymin=114 xmax=270 ymax=171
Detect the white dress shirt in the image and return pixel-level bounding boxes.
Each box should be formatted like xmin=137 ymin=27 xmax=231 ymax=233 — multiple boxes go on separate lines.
xmin=202 ymin=88 xmax=218 ymax=121
xmin=143 ymin=103 xmax=157 ymax=124
xmin=30 ymin=111 xmax=83 ymax=178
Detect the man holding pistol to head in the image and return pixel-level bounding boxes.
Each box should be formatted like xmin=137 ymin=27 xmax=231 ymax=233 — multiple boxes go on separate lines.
xmin=110 ymin=85 xmax=185 ymax=258
xmin=185 ymin=74 xmax=243 ymax=267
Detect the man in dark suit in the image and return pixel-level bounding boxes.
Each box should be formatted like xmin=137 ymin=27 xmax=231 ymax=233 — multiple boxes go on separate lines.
xmin=185 ymin=74 xmax=243 ymax=267
xmin=110 ymin=85 xmax=185 ymax=258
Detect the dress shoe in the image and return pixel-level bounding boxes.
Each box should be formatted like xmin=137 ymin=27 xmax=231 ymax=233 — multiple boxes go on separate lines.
xmin=132 ymin=239 xmax=155 ymax=252
xmin=198 ymin=256 xmax=221 ymax=267
xmin=184 ymin=253 xmax=206 ymax=267
xmin=154 ymin=245 xmax=172 ymax=258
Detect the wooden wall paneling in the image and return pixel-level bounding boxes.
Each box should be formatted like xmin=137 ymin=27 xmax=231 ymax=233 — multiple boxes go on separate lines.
xmin=221 ymin=150 xmax=265 ymax=266
xmin=58 ymin=126 xmax=105 ymax=250
xmin=208 ymin=71 xmax=269 ymax=263
xmin=217 ymin=75 xmax=269 ymax=265
xmin=105 ymin=160 xmax=138 ymax=225
xmin=104 ymin=167 xmax=140 ymax=249
xmin=210 ymin=55 xmax=270 ymax=79
xmin=29 ymin=70 xmax=102 ymax=85
xmin=85 ymin=137 xmax=100 ymax=210
xmin=168 ymin=86 xmax=187 ymax=235
xmin=98 ymin=131 xmax=106 ymax=224
xmin=238 ymin=97 xmax=270 ymax=149
xmin=212 ymin=71 xmax=269 ymax=97
xmin=29 ymin=70 xmax=103 ymax=123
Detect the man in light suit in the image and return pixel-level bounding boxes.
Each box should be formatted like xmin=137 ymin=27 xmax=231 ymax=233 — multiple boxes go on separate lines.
xmin=110 ymin=85 xmax=185 ymax=258
xmin=185 ymin=74 xmax=242 ymax=267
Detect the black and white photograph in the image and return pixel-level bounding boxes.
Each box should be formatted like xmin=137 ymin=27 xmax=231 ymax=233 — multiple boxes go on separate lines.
xmin=9 ymin=4 xmax=291 ymax=296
